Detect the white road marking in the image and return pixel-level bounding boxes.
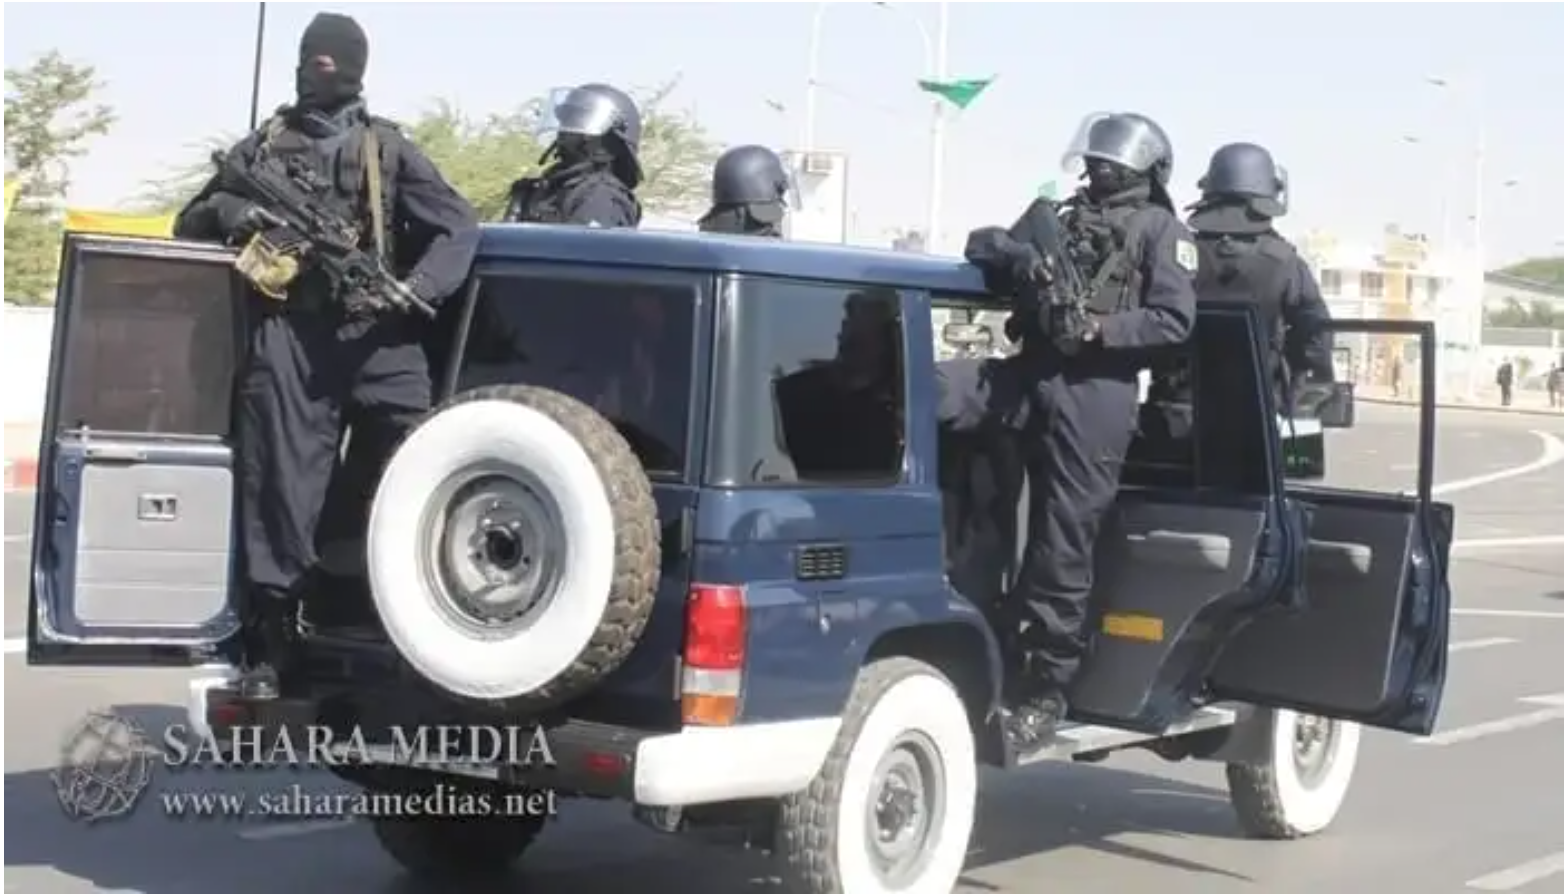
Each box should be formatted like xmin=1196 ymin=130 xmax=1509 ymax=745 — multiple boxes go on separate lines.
xmin=1451 ymin=608 xmax=1564 ymax=619
xmin=1416 ymin=693 xmax=1564 ymax=746
xmin=1465 ymin=851 xmax=1566 ymax=891
xmin=1453 ymin=535 xmax=1565 ymax=550
xmin=3 ymin=638 xmax=24 ymax=655
xmin=3 ymin=534 xmax=27 ymax=543
xmin=1448 ymin=637 xmax=1517 ymax=653
xmin=236 ymin=817 xmax=358 ymax=841
xmin=1432 ymin=430 xmax=1564 ymax=497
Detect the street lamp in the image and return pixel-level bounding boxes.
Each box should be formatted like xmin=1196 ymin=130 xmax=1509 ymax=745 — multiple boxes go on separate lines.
xmin=1424 ymin=74 xmax=1489 ymax=399
xmin=876 ymin=1 xmax=948 ymax=254
xmin=803 ymin=1 xmax=950 ymax=250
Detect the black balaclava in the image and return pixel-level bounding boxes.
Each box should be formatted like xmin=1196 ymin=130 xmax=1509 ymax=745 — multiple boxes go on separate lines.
xmin=296 ymin=13 xmax=369 ymax=111
xmin=1085 ymin=159 xmax=1144 ymax=201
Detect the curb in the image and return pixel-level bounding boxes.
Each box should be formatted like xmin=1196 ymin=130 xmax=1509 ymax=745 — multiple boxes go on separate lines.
xmin=4 ymin=458 xmax=38 ymax=492
xmin=1360 ymin=396 xmax=1565 ymax=419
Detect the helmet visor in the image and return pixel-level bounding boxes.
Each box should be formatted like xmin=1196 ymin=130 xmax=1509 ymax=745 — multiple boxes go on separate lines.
xmin=533 ymin=86 xmax=576 ymax=142
xmin=1059 ymin=111 xmax=1168 ymax=176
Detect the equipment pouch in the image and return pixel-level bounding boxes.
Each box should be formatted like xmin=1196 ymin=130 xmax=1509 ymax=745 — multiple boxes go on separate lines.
xmin=235 ymin=231 xmax=307 ymax=301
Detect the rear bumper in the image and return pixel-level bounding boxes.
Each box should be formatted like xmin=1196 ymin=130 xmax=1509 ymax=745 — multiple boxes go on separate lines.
xmin=187 ymin=673 xmax=839 ymax=807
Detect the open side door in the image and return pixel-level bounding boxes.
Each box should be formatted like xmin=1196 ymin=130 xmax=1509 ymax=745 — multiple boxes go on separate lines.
xmin=1210 ymin=319 xmax=1452 ymax=736
xmin=1072 ymin=306 xmax=1305 ymax=734
xmin=29 ymin=234 xmax=245 ymax=667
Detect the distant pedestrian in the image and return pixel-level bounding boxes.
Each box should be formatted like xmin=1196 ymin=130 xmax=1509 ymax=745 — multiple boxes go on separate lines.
xmin=1547 ymin=362 xmax=1563 ymax=409
xmin=1495 ymin=360 xmax=1515 ymax=408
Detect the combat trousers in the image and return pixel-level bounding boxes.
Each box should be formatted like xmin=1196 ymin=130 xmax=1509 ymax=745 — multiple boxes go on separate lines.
xmin=236 ymin=310 xmax=431 ymax=603
xmin=1009 ymin=372 xmax=1139 ymax=692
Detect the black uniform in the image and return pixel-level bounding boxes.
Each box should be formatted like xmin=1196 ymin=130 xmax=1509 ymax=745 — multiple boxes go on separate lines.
xmin=960 ymin=112 xmax=1197 ymax=748
xmin=503 ymin=83 xmax=643 ymax=228
xmin=698 ymin=144 xmax=791 ymax=238
xmin=1187 ymin=143 xmax=1334 ymax=404
xmin=174 ymin=13 xmax=479 ymax=696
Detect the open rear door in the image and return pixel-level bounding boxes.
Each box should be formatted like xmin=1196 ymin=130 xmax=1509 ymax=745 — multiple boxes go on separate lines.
xmin=29 ymin=234 xmax=244 ymax=667
xmin=1210 ymin=319 xmax=1452 ymax=735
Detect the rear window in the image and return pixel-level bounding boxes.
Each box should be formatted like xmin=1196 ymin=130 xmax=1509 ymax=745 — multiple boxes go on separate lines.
xmin=56 ymin=249 xmax=239 ymax=437
xmin=456 ymin=271 xmax=699 ymax=476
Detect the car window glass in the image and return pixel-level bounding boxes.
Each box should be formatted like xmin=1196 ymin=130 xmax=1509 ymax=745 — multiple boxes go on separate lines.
xmin=718 ymin=279 xmax=906 ymax=485
xmin=1125 ymin=311 xmax=1272 ymax=494
xmin=57 ymin=251 xmax=239 ymax=437
xmin=458 ymin=273 xmax=697 ymax=476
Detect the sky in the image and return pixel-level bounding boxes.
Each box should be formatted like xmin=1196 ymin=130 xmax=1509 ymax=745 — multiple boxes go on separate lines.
xmin=5 ymin=2 xmax=1564 ymax=267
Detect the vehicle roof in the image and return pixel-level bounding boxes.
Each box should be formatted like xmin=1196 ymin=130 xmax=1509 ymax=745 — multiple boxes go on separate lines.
xmin=476 ymin=222 xmax=994 ymax=298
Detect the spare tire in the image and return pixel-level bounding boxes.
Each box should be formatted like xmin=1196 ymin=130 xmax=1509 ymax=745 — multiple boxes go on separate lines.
xmin=366 ymin=384 xmax=660 ymax=708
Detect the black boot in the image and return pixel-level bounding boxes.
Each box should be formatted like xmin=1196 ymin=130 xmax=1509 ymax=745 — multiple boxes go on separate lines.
xmin=1001 ymin=689 xmax=1068 ymax=753
xmin=239 ymin=590 xmax=297 ymax=700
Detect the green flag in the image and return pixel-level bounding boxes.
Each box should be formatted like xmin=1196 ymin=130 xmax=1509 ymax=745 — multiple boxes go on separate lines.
xmin=1037 ymin=180 xmax=1059 ymax=200
xmin=917 ymin=77 xmax=994 ymax=111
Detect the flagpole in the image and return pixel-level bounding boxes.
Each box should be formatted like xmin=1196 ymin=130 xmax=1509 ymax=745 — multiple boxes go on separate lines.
xmin=924 ymin=1 xmax=949 ymax=254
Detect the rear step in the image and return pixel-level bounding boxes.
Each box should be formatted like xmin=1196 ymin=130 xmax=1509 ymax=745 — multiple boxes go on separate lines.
xmin=1015 ymin=703 xmax=1239 ymax=765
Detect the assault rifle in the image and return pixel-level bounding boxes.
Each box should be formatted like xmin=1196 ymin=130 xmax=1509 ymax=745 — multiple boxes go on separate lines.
xmin=964 ymin=198 xmax=1093 ymax=354
xmin=212 ymin=150 xmax=436 ymax=319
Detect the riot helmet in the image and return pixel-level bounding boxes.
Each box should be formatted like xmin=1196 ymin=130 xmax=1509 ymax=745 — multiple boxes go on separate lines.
xmin=1061 ymin=111 xmax=1175 ymax=189
xmin=711 ymin=145 xmax=793 ymax=206
xmin=554 ymin=83 xmax=642 ymax=155
xmin=1198 ymin=142 xmax=1287 ymax=218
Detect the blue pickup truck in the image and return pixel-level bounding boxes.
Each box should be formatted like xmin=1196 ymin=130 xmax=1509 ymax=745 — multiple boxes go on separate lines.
xmin=29 ymin=226 xmax=1452 ymax=893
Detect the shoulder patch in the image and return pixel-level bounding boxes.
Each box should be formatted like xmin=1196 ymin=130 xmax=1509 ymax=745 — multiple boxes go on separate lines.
xmin=1175 ymin=239 xmax=1199 ymax=273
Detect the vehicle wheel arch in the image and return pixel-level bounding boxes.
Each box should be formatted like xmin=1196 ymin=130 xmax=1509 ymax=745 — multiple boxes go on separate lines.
xmin=862 ymin=620 xmax=1003 ymax=750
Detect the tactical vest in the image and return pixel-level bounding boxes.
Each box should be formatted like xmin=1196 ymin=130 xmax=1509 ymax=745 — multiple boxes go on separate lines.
xmin=1062 ymin=201 xmax=1145 ymax=316
xmin=258 ymin=106 xmax=397 ymax=264
xmin=1194 ymin=233 xmax=1295 ymax=383
xmin=508 ymin=176 xmax=565 ymax=224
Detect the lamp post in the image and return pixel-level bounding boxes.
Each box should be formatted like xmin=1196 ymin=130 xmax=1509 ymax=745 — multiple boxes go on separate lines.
xmin=804 ymin=2 xmax=949 ymax=250
xmin=1424 ymin=74 xmax=1489 ymax=398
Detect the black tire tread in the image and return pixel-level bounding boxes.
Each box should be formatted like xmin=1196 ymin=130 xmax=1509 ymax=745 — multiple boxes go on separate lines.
xmin=370 ymin=812 xmax=546 ymax=879
xmin=408 ymin=384 xmax=660 ymax=711
xmin=776 ymin=656 xmax=953 ymax=894
xmin=1225 ymin=759 xmax=1302 ymax=840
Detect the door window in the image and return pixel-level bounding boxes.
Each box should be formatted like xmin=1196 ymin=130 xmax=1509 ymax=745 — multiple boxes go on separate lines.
xmin=56 ymin=249 xmax=240 ymax=437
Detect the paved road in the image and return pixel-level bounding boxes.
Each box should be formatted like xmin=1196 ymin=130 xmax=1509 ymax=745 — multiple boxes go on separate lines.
xmin=5 ymin=403 xmax=1563 ymax=892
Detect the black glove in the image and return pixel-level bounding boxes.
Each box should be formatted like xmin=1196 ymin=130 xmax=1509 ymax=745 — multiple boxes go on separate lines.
xmin=214 ymin=196 xmax=282 ymax=241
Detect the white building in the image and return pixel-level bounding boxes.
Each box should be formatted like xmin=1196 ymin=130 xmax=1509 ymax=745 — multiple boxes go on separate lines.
xmin=1292 ymin=225 xmax=1484 ymax=397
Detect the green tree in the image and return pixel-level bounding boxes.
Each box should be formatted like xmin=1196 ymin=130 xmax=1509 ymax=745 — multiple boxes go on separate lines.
xmin=1484 ymin=297 xmax=1564 ymax=330
xmin=139 ymin=78 xmax=720 ymax=223
xmin=4 ymin=51 xmax=117 ymax=305
xmin=1495 ymin=256 xmax=1564 ymax=288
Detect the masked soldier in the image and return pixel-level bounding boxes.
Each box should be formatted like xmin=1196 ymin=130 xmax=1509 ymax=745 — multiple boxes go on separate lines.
xmin=962 ymin=111 xmax=1199 ymax=749
xmin=502 ymin=83 xmax=643 ymax=227
xmin=173 ymin=12 xmax=480 ymax=699
xmin=1187 ymin=143 xmax=1334 ymax=406
xmin=698 ymin=144 xmax=793 ymax=237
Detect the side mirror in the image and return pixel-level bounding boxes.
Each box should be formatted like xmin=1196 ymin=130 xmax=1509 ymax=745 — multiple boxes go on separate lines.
xmin=941 ymin=322 xmax=993 ymax=350
xmin=1292 ymin=381 xmax=1356 ymax=429
xmin=1318 ymin=382 xmax=1356 ymax=429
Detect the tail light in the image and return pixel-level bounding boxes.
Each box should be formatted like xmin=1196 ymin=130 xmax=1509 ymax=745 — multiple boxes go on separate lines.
xmin=681 ymin=584 xmax=747 ymax=726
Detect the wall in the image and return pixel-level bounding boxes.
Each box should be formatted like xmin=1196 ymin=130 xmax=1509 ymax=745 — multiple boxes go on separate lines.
xmin=3 ymin=305 xmax=55 ymax=426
